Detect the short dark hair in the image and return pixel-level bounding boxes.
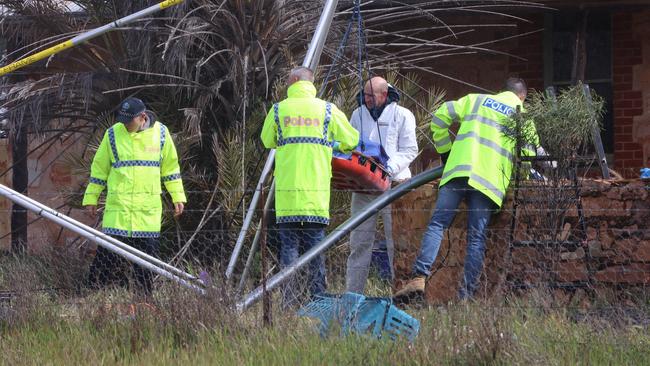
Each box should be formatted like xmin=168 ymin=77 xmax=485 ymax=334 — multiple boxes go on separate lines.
xmin=505 ymin=77 xmax=527 ymax=97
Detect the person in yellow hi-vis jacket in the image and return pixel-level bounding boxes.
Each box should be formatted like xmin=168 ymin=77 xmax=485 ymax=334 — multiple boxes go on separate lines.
xmin=394 ymin=78 xmax=539 ymax=302
xmin=261 ymin=67 xmax=359 ymax=306
xmin=83 ymin=97 xmax=186 ymax=296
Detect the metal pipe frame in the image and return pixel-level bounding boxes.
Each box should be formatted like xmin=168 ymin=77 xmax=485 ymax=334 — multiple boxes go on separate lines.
xmin=237 ymin=165 xmax=444 ymax=312
xmin=0 ymin=184 xmax=198 ymax=282
xmin=226 ymin=0 xmax=340 ymax=279
xmin=0 ymin=184 xmax=205 ymax=294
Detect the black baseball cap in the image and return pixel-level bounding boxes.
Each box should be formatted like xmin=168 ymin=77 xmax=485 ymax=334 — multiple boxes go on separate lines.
xmin=116 ymin=97 xmax=146 ymax=123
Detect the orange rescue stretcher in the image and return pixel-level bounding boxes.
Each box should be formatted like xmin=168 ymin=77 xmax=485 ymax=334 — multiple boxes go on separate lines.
xmin=331 ymin=150 xmax=391 ymax=194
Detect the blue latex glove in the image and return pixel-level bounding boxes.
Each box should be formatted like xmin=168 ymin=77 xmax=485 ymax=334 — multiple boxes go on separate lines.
xmin=641 ymin=168 xmax=650 ymax=179
xmin=332 ymin=140 xmax=341 ymax=152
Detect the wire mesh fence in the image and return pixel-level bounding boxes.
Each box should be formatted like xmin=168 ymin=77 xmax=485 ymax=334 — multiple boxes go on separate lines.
xmin=1 ymin=178 xmax=649 ymax=324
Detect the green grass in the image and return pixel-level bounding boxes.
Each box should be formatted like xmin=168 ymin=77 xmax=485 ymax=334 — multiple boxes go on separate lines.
xmin=2 ymin=292 xmax=650 ymax=366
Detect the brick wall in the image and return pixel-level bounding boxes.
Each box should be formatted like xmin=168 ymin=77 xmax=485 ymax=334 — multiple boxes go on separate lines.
xmin=392 ymin=179 xmax=650 ymax=304
xmin=612 ymin=12 xmax=645 ymax=176
xmin=507 ymin=16 xmax=544 ymax=92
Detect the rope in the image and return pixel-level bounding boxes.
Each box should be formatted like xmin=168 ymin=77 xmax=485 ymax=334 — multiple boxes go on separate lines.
xmin=320 ymin=0 xmax=390 ymax=153
xmin=355 ymin=0 xmax=366 ymax=151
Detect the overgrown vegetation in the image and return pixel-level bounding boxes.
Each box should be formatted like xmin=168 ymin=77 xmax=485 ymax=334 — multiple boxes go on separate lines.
xmin=1 ymin=288 xmax=649 ymax=365
xmin=2 ymin=253 xmax=649 ymax=365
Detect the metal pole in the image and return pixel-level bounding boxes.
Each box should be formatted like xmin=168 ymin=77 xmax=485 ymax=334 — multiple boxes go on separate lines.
xmin=303 ymin=0 xmax=340 ymax=70
xmin=0 ymin=184 xmax=198 ymax=282
xmin=226 ymin=0 xmax=340 ymax=278
xmin=237 ymin=165 xmax=444 ymax=312
xmin=236 ymin=180 xmax=275 ymax=294
xmin=0 ymin=0 xmax=186 ymax=76
xmin=582 ymin=84 xmax=610 ymax=179
xmin=226 ymin=156 xmax=275 ymax=279
xmin=0 ymin=185 xmax=205 ymax=294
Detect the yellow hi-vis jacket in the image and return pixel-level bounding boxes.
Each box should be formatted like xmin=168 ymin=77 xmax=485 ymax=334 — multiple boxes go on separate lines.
xmin=82 ymin=121 xmax=186 ymax=237
xmin=431 ymin=91 xmax=539 ymax=207
xmin=261 ymin=81 xmax=359 ymax=225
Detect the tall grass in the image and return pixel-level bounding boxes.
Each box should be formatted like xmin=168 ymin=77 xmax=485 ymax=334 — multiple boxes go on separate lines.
xmin=2 ymin=286 xmax=650 ymax=365
xmin=2 ymin=255 xmax=649 ymax=365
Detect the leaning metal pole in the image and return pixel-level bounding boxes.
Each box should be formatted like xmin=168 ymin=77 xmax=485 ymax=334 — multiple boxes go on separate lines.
xmin=236 ymin=181 xmax=275 ymax=294
xmin=226 ymin=0 xmax=341 ymax=279
xmin=0 ymin=184 xmax=198 ymax=282
xmin=0 ymin=0 xmax=186 ymax=76
xmin=237 ymin=165 xmax=445 ymax=312
xmin=0 ymin=184 xmax=205 ymax=294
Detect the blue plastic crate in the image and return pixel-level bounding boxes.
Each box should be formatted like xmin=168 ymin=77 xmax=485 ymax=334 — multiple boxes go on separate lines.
xmin=297 ymin=292 xmax=419 ymax=342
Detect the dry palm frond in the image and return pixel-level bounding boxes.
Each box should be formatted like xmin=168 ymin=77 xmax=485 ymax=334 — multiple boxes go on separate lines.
xmin=0 ymin=0 xmax=547 ymax=261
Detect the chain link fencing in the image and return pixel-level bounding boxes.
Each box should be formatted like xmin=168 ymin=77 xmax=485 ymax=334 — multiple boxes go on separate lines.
xmin=1 ymin=177 xmax=649 ymax=324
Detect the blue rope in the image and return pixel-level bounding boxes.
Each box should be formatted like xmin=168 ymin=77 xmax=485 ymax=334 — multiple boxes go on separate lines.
xmin=319 ymin=12 xmax=355 ymax=98
xmin=355 ymin=0 xmax=366 ymax=151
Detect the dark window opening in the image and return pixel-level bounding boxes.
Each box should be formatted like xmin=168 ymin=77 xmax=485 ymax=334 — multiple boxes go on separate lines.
xmin=545 ymin=11 xmax=613 ymax=153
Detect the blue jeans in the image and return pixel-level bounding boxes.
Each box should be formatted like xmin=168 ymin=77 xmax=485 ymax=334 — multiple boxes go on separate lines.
xmin=278 ymin=222 xmax=326 ymax=306
xmin=413 ymin=178 xmax=497 ymax=300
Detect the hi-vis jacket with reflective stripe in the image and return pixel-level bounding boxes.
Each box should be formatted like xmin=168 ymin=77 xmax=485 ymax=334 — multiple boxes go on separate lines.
xmin=261 ymin=81 xmax=359 ymax=225
xmin=431 ymin=91 xmax=539 ymax=207
xmin=82 ymin=121 xmax=186 ymax=238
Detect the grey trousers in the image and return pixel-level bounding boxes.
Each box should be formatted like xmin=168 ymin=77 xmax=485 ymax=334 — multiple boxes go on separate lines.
xmin=345 ymin=192 xmax=394 ymax=293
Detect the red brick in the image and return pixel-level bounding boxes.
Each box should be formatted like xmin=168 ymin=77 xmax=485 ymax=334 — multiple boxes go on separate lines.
xmin=624 ymin=142 xmax=642 ymax=150
xmin=617 ymin=100 xmax=636 ymax=109
xmin=623 ymin=91 xmax=642 ymax=99
xmin=613 ymin=84 xmax=634 ymax=92
xmin=617 ymin=40 xmax=640 ymax=49
xmin=616 ymin=57 xmax=643 ymax=66
xmin=555 ymin=260 xmax=588 ymax=283
xmin=613 ymin=66 xmax=632 ymax=75
xmin=624 ymin=109 xmax=643 ymax=117
xmin=616 ymin=151 xmax=635 ymax=159
xmin=594 ymin=264 xmax=650 ymax=284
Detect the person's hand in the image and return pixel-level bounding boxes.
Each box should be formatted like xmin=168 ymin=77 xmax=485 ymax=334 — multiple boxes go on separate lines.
xmin=174 ymin=202 xmax=185 ymax=217
xmin=85 ymin=205 xmax=97 ymax=219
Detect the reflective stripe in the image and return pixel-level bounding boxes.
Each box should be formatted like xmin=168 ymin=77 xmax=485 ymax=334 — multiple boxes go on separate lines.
xmin=278 ymin=137 xmax=332 ymax=147
xmin=442 ymin=164 xmax=504 ymax=201
xmin=159 ymin=124 xmax=166 ymax=161
xmin=445 ymin=101 xmax=459 ymax=123
xmin=277 ymin=215 xmax=330 ymax=225
xmin=432 ymin=115 xmax=449 ymax=128
xmin=435 ymin=135 xmax=452 ymax=149
xmin=273 ymin=103 xmax=283 ymax=142
xmin=89 ymin=177 xmax=107 ymax=186
xmin=322 ymin=103 xmax=332 ymax=140
xmin=464 ymin=114 xmax=506 ymax=132
xmin=524 ymin=144 xmax=537 ymax=153
xmin=131 ymin=230 xmax=160 ymax=238
xmin=108 ymin=127 xmax=119 ymax=161
xmin=469 ymin=173 xmax=505 ymax=201
xmin=103 ymin=227 xmax=129 ymax=237
xmin=161 ymin=173 xmax=181 ymax=182
xmin=274 ymin=102 xmax=333 ymax=148
xmin=112 ymin=160 xmax=161 ymax=168
xmin=472 ymin=95 xmax=486 ymax=114
xmin=455 ymin=131 xmax=513 ymax=162
xmin=442 ymin=164 xmax=473 ymax=180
